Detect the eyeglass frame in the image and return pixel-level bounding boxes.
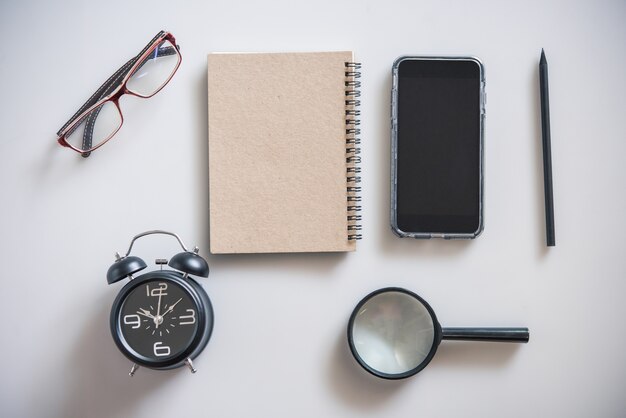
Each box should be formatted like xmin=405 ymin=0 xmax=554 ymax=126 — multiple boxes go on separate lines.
xmin=56 ymin=31 xmax=182 ymax=158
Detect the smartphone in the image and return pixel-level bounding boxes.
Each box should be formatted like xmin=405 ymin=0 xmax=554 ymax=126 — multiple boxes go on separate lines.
xmin=391 ymin=56 xmax=485 ymax=239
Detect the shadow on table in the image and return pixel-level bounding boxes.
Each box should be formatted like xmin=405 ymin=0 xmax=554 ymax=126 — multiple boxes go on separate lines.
xmin=325 ymin=328 xmax=525 ymax=410
xmin=54 ymin=295 xmax=180 ymax=418
xmin=326 ymin=332 xmax=412 ymax=410
xmin=432 ymin=338 xmax=525 ymax=370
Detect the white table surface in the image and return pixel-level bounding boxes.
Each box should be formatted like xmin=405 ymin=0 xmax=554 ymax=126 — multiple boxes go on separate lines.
xmin=1 ymin=1 xmax=625 ymax=417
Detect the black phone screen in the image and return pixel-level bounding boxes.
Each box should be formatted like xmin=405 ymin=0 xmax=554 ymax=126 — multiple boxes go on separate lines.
xmin=396 ymin=58 xmax=482 ymax=234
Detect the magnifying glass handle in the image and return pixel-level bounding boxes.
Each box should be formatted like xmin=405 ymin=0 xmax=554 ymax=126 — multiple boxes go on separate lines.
xmin=441 ymin=327 xmax=529 ymax=343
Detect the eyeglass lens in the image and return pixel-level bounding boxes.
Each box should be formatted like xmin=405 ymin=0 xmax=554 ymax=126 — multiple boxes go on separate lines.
xmin=126 ymin=40 xmax=180 ymax=97
xmin=63 ymin=101 xmax=123 ymax=152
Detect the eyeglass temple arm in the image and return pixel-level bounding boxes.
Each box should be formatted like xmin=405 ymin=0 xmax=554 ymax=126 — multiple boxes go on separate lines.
xmin=135 ymin=45 xmax=178 ymax=71
xmin=78 ymin=45 xmax=179 ymax=157
xmin=77 ymin=60 xmax=134 ymax=157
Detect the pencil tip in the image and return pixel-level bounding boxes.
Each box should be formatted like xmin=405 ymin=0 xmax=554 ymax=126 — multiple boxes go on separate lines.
xmin=540 ymin=49 xmax=546 ymax=63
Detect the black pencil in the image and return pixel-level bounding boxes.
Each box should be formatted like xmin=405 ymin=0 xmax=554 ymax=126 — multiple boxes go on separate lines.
xmin=539 ymin=49 xmax=555 ymax=247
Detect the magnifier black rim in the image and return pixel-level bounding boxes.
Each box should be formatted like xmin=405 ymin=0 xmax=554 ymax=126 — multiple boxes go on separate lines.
xmin=347 ymin=287 xmax=442 ymax=380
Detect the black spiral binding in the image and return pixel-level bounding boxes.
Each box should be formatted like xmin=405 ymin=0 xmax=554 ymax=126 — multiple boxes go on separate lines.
xmin=345 ymin=62 xmax=362 ymax=241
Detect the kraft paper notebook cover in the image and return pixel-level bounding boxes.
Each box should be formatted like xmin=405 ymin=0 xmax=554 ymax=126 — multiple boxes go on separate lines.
xmin=208 ymin=52 xmax=362 ymax=254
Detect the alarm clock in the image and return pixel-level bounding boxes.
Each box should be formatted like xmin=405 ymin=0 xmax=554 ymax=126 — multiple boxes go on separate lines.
xmin=106 ymin=230 xmax=213 ymax=376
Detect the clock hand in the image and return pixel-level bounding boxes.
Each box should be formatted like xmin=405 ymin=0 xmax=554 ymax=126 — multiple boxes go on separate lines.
xmin=155 ymin=292 xmax=163 ymax=328
xmin=136 ymin=308 xmax=155 ymax=319
xmin=161 ymin=298 xmax=183 ymax=317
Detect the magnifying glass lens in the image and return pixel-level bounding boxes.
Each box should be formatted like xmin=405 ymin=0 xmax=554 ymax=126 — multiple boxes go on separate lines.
xmin=351 ymin=291 xmax=435 ymax=376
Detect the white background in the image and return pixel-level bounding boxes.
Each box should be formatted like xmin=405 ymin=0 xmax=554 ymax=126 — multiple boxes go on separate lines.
xmin=1 ymin=1 xmax=625 ymax=417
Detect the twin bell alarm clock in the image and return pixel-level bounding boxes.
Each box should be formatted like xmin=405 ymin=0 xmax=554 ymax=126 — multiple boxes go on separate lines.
xmin=106 ymin=230 xmax=213 ymax=376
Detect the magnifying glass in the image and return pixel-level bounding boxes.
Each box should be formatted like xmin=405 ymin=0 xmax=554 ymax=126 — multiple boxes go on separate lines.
xmin=347 ymin=288 xmax=529 ymax=379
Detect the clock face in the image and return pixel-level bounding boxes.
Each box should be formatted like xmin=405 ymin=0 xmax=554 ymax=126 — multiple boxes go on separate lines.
xmin=118 ymin=278 xmax=200 ymax=363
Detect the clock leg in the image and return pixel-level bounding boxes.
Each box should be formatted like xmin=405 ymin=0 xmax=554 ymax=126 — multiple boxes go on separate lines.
xmin=185 ymin=358 xmax=197 ymax=374
xmin=129 ymin=363 xmax=140 ymax=377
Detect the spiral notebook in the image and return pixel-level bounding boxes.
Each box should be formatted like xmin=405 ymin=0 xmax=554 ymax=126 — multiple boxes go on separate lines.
xmin=208 ymin=52 xmax=362 ymax=254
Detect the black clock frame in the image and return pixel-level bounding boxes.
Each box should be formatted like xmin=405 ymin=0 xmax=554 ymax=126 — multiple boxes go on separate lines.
xmin=110 ymin=270 xmax=214 ymax=370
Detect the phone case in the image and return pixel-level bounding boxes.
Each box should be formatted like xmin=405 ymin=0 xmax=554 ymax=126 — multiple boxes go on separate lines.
xmin=390 ymin=56 xmax=486 ymax=239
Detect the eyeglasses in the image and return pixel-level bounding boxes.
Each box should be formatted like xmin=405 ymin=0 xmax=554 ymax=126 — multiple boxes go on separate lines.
xmin=56 ymin=31 xmax=182 ymax=157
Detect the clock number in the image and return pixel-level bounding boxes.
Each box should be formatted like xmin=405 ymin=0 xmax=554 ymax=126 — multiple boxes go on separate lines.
xmin=123 ymin=314 xmax=141 ymax=329
xmin=146 ymin=283 xmax=168 ymax=297
xmin=154 ymin=342 xmax=171 ymax=357
xmin=179 ymin=309 xmax=196 ymax=325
